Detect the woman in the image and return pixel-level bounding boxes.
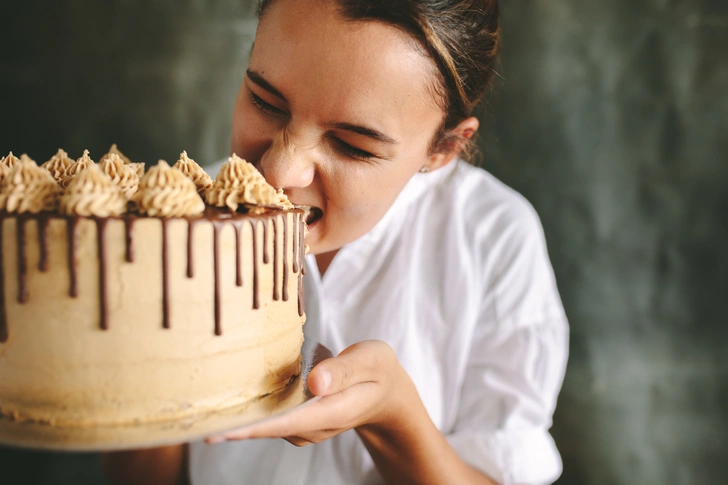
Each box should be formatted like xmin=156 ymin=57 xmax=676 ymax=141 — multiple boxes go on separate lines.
xmin=102 ymin=0 xmax=568 ymax=484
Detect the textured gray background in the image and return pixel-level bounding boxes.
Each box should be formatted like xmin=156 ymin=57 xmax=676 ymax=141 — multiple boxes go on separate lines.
xmin=1 ymin=1 xmax=726 ymax=484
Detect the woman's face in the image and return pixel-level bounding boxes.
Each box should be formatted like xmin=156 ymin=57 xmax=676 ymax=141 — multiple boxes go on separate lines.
xmin=231 ymin=0 xmax=446 ymax=255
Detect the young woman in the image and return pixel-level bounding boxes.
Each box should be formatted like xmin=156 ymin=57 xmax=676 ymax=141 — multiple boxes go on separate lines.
xmin=101 ymin=0 xmax=568 ymax=484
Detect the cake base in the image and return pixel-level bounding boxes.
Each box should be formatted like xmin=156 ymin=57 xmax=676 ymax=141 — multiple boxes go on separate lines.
xmin=0 ymin=344 xmax=330 ymax=452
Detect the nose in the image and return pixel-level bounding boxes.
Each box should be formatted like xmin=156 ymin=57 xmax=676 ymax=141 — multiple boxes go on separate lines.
xmin=258 ymin=128 xmax=316 ymax=190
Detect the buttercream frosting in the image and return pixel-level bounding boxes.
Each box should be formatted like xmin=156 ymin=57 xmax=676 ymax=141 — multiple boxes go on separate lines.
xmin=206 ymin=154 xmax=293 ymax=211
xmin=99 ymin=153 xmax=140 ymax=199
xmin=0 ymin=155 xmax=59 ymax=213
xmin=61 ymin=150 xmax=95 ymax=190
xmin=133 ymin=160 xmax=205 ymax=217
xmin=59 ymin=164 xmax=127 ymax=217
xmin=41 ymin=149 xmax=75 ymax=184
xmin=173 ymin=151 xmax=213 ymax=196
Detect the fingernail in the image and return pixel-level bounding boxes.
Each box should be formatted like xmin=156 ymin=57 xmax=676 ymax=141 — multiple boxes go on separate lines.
xmin=320 ymin=370 xmax=332 ymax=392
xmin=205 ymin=436 xmax=225 ymax=445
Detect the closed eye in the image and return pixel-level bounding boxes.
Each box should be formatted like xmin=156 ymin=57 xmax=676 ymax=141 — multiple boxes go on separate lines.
xmin=249 ymin=91 xmax=287 ymax=117
xmin=331 ymin=137 xmax=377 ymax=161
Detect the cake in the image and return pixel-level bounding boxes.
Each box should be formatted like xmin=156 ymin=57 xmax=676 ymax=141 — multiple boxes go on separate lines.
xmin=0 ymin=148 xmax=306 ymax=427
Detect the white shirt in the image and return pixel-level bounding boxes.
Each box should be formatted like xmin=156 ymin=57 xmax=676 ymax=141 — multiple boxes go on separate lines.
xmin=190 ymin=161 xmax=569 ymax=485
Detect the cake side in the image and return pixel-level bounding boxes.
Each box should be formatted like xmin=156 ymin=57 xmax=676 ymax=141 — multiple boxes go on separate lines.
xmin=0 ymin=209 xmax=306 ymax=427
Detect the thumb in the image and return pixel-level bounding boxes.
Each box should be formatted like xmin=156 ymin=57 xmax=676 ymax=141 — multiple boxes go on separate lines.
xmin=306 ymin=341 xmax=394 ymax=397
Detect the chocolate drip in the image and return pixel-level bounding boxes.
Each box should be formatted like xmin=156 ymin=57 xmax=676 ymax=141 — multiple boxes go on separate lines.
xmin=186 ymin=220 xmax=195 ymax=278
xmin=272 ymin=217 xmax=279 ymax=301
xmin=233 ymin=221 xmax=243 ymax=287
xmin=298 ymin=214 xmax=306 ymax=316
xmin=262 ymin=218 xmax=269 ymax=264
xmin=0 ymin=207 xmax=305 ymax=342
xmin=0 ymin=218 xmax=7 ymax=343
xmin=16 ymin=217 xmax=28 ymax=304
xmin=38 ymin=215 xmax=49 ymax=272
xmin=96 ymin=219 xmax=109 ymax=330
xmin=282 ymin=213 xmax=289 ymax=302
xmin=212 ymin=222 xmax=222 ymax=335
xmin=161 ymin=219 xmax=171 ymax=329
xmin=124 ymin=216 xmax=135 ymax=263
xmin=292 ymin=213 xmax=299 ymax=274
xmin=66 ymin=217 xmax=80 ymax=298
xmin=250 ymin=219 xmax=259 ymax=310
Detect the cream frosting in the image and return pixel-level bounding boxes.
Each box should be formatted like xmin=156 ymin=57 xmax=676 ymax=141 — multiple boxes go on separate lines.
xmin=59 ymin=164 xmax=128 ymax=217
xmin=61 ymin=150 xmax=95 ymax=190
xmin=130 ymin=162 xmax=145 ymax=178
xmin=99 ymin=153 xmax=140 ymax=199
xmin=1 ymin=152 xmax=20 ymax=173
xmin=133 ymin=160 xmax=205 ymax=217
xmin=206 ymin=154 xmax=293 ymax=211
xmin=41 ymin=149 xmax=75 ymax=184
xmin=100 ymin=144 xmax=132 ymax=165
xmin=0 ymin=155 xmax=59 ymax=213
xmin=173 ymin=151 xmax=213 ymax=196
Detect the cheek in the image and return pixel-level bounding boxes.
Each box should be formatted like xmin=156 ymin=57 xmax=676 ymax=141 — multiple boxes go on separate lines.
xmin=231 ymin=102 xmax=276 ymax=163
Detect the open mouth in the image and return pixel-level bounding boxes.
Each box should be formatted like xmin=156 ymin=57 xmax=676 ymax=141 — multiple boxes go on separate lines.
xmin=296 ymin=205 xmax=323 ymax=226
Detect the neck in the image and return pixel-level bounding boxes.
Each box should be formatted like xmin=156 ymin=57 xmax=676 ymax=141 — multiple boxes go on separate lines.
xmin=315 ymin=250 xmax=339 ymax=277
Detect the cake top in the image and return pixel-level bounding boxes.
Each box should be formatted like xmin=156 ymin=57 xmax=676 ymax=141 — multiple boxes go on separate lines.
xmin=0 ymin=147 xmax=292 ymax=219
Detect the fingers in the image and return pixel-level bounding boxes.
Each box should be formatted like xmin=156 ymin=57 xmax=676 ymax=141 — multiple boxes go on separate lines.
xmin=308 ymin=340 xmax=397 ymax=397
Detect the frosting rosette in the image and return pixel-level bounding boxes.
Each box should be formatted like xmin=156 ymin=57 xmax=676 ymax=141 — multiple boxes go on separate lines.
xmin=99 ymin=153 xmax=140 ymax=199
xmin=173 ymin=151 xmax=212 ymax=196
xmin=130 ymin=162 xmax=145 ymax=178
xmin=0 ymin=155 xmax=59 ymax=213
xmin=41 ymin=148 xmax=75 ymax=184
xmin=59 ymin=164 xmax=127 ymax=217
xmin=0 ymin=152 xmax=20 ymax=182
xmin=100 ymin=144 xmax=145 ymax=177
xmin=206 ymin=154 xmax=293 ymax=211
xmin=133 ymin=160 xmax=205 ymax=217
xmin=100 ymin=144 xmax=132 ymax=165
xmin=61 ymin=150 xmax=95 ymax=189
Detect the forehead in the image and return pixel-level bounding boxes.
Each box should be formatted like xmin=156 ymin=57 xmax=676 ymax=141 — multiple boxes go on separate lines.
xmin=251 ymin=0 xmax=442 ymax=135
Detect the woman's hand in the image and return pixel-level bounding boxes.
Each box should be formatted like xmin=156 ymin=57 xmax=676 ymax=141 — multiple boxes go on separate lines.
xmin=204 ymin=340 xmax=496 ymax=484
xmin=205 ymin=340 xmax=410 ymax=446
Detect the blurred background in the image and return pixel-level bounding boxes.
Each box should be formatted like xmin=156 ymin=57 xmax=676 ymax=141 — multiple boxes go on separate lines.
xmin=0 ymin=0 xmax=726 ymax=484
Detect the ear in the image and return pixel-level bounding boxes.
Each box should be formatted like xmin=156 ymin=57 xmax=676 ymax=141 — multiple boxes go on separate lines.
xmin=423 ymin=117 xmax=479 ymax=172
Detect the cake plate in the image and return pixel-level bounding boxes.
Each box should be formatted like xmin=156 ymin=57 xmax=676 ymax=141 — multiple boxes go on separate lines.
xmin=0 ymin=344 xmax=332 ymax=452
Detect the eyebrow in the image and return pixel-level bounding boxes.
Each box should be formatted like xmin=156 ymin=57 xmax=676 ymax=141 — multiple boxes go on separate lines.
xmin=246 ymin=69 xmax=398 ymax=145
xmin=328 ymin=122 xmax=398 ymax=145
xmin=246 ymin=69 xmax=287 ymax=103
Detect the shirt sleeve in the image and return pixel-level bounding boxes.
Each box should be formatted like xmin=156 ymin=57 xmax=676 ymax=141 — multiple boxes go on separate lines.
xmin=447 ymin=196 xmax=569 ymax=485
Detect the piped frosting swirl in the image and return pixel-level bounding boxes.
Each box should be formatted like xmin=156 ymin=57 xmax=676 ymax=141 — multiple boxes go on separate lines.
xmin=0 ymin=155 xmax=59 ymax=213
xmin=173 ymin=151 xmax=213 ymax=196
xmin=133 ymin=160 xmax=205 ymax=217
xmin=206 ymin=154 xmax=293 ymax=211
xmin=59 ymin=164 xmax=127 ymax=217
xmin=61 ymin=150 xmax=95 ymax=190
xmin=99 ymin=153 xmax=140 ymax=199
xmin=42 ymin=149 xmax=75 ymax=184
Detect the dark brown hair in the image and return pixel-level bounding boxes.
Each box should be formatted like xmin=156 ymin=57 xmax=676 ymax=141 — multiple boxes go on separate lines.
xmin=258 ymin=0 xmax=501 ymax=157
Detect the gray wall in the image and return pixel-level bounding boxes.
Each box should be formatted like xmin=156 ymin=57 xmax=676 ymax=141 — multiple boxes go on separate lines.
xmin=1 ymin=1 xmax=726 ymax=484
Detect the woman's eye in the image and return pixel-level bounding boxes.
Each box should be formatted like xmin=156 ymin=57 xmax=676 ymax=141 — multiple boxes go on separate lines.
xmin=332 ymin=138 xmax=376 ymax=161
xmin=249 ymin=91 xmax=286 ymax=116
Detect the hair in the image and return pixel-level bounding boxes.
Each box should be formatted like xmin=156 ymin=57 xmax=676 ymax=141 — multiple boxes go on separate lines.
xmin=257 ymin=0 xmax=501 ymax=160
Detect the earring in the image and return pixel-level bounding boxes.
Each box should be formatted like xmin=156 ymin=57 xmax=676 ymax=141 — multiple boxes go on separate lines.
xmin=419 ymin=166 xmax=429 ymax=173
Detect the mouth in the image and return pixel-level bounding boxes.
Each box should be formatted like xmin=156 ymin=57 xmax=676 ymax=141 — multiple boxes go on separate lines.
xmin=295 ymin=205 xmax=323 ymax=226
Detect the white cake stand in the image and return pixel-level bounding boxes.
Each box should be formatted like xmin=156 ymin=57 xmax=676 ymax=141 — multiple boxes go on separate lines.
xmin=0 ymin=344 xmax=331 ymax=452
